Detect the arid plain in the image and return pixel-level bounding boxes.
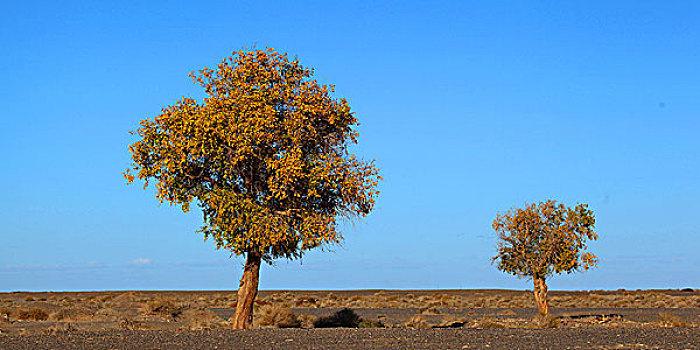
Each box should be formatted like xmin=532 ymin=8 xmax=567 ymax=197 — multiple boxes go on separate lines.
xmin=1 ymin=289 xmax=698 ymax=349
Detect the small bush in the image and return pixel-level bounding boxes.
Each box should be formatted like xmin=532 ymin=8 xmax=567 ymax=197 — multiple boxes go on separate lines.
xmin=314 ymin=308 xmax=361 ymax=328
xmin=473 ymin=316 xmax=506 ymax=329
xmin=297 ymin=313 xmax=318 ymax=328
xmin=658 ymin=312 xmax=689 ymax=327
xmin=24 ymin=296 xmax=35 ymax=302
xmin=16 ymin=307 xmax=49 ymax=321
xmin=118 ymin=316 xmax=147 ymax=330
xmin=534 ymin=314 xmax=559 ymax=329
xmin=183 ymin=309 xmax=227 ymax=330
xmin=49 ymin=306 xmax=95 ymax=321
xmin=144 ymin=298 xmax=184 ymax=319
xmin=44 ymin=323 xmax=79 ymax=335
xmin=17 ymin=308 xmax=48 ymax=321
xmin=0 ymin=307 xmax=12 ymax=321
xmin=403 ymin=315 xmax=433 ymax=329
xmin=294 ymin=296 xmax=318 ymax=307
xmin=94 ymin=308 xmax=121 ymax=322
xmin=255 ymin=305 xmax=301 ymax=328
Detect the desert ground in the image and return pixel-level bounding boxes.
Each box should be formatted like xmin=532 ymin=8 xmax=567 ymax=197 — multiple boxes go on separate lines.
xmin=0 ymin=289 xmax=698 ymax=349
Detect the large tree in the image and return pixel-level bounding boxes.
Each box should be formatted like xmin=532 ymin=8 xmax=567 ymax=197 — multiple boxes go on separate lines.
xmin=492 ymin=200 xmax=598 ymax=315
xmin=125 ymin=48 xmax=380 ymax=329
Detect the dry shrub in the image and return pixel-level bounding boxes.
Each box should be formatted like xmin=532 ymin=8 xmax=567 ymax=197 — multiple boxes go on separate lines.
xmin=44 ymin=323 xmax=79 ymax=335
xmin=212 ymin=295 xmax=230 ymax=306
xmin=534 ymin=314 xmax=559 ymax=329
xmin=255 ymin=305 xmax=301 ymax=328
xmin=385 ymin=295 xmax=399 ymax=302
xmin=403 ymin=315 xmax=434 ymax=329
xmin=143 ymin=298 xmax=184 ymax=319
xmin=118 ymin=316 xmax=147 ymax=330
xmin=182 ymin=309 xmax=227 ymax=330
xmin=472 ymin=316 xmax=506 ymax=329
xmin=0 ymin=307 xmax=12 ymax=321
xmin=94 ymin=308 xmax=121 ymax=322
xmin=16 ymin=307 xmax=49 ymax=321
xmin=314 ymin=308 xmax=361 ymax=328
xmin=24 ymin=296 xmax=35 ymax=302
xmin=294 ymin=296 xmax=318 ymax=307
xmin=542 ymin=291 xmax=697 ymax=309
xmin=254 ymin=299 xmax=272 ymax=307
xmin=658 ymin=312 xmax=689 ymax=327
xmin=49 ymin=306 xmax=95 ymax=321
xmin=297 ymin=313 xmax=318 ymax=328
xmin=500 ymin=309 xmax=517 ymax=316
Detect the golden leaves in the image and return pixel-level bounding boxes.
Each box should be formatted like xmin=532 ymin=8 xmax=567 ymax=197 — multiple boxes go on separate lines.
xmin=492 ymin=200 xmax=598 ymax=280
xmin=125 ymin=48 xmax=380 ymax=261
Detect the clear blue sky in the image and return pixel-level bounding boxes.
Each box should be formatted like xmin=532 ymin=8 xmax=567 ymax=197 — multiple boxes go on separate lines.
xmin=1 ymin=1 xmax=698 ymax=292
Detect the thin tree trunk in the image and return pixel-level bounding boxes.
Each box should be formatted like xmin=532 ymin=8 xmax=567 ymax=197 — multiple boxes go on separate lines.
xmin=232 ymin=252 xmax=262 ymax=329
xmin=533 ymin=276 xmax=549 ymax=315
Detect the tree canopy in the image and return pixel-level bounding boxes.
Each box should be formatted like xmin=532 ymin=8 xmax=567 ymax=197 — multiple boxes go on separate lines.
xmin=492 ymin=200 xmax=598 ymax=280
xmin=125 ymin=48 xmax=381 ymax=262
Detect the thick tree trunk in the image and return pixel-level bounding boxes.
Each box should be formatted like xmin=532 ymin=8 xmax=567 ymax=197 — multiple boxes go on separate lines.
xmin=232 ymin=252 xmax=262 ymax=329
xmin=533 ymin=276 xmax=550 ymax=315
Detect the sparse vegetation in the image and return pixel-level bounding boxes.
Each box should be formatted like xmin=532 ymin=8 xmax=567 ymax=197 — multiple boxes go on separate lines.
xmin=143 ymin=298 xmax=184 ymax=319
xmin=44 ymin=323 xmax=79 ymax=335
xmin=534 ymin=313 xmax=560 ymax=329
xmin=314 ymin=308 xmax=362 ymax=328
xmin=0 ymin=307 xmax=12 ymax=322
xmin=658 ymin=312 xmax=689 ymax=327
xmin=16 ymin=308 xmax=49 ymax=321
xmin=93 ymin=308 xmax=121 ymax=322
xmin=403 ymin=315 xmax=434 ymax=329
xmin=182 ymin=309 xmax=227 ymax=330
xmin=471 ymin=316 xmax=506 ymax=329
xmin=0 ymin=290 xmax=697 ymax=335
xmin=297 ymin=313 xmax=318 ymax=329
xmin=118 ymin=316 xmax=147 ymax=330
xmin=49 ymin=306 xmax=95 ymax=321
xmin=255 ymin=305 xmax=302 ymax=328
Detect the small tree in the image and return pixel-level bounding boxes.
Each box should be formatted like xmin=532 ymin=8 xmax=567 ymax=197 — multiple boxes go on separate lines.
xmin=125 ymin=48 xmax=380 ymax=329
xmin=491 ymin=200 xmax=598 ymax=315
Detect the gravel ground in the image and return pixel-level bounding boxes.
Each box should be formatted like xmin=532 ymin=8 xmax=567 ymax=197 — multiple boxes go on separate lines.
xmin=1 ymin=327 xmax=699 ymax=350
xmin=210 ymin=307 xmax=700 ymax=324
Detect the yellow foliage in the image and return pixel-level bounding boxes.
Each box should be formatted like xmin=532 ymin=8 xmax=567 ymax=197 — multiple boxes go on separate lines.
xmin=125 ymin=48 xmax=380 ymax=261
xmin=492 ymin=200 xmax=598 ymax=279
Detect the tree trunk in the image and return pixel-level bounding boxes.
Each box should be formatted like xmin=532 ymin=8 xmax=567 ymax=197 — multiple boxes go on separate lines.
xmin=232 ymin=252 xmax=262 ymax=329
xmin=533 ymin=276 xmax=549 ymax=315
